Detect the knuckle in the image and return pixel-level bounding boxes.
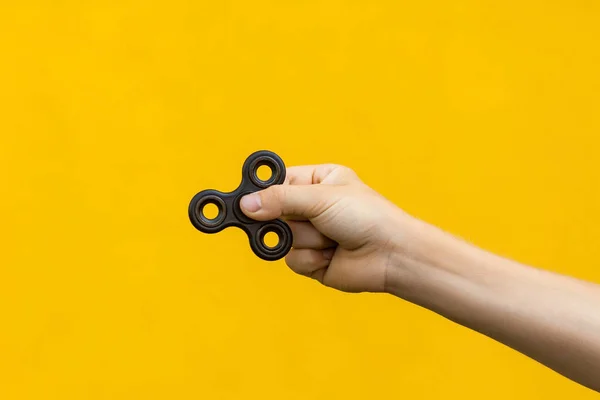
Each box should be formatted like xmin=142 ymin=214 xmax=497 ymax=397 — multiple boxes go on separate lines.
xmin=323 ymin=163 xmax=342 ymax=171
xmin=339 ymin=165 xmax=358 ymax=178
xmin=285 ymin=252 xmax=301 ymax=272
xmin=326 ymin=164 xmax=359 ymax=183
xmin=308 ymin=250 xmax=322 ymax=265
xmin=285 ymin=250 xmax=322 ymax=276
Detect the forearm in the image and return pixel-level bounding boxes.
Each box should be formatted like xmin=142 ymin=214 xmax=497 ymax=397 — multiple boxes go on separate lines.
xmin=386 ymin=218 xmax=600 ymax=392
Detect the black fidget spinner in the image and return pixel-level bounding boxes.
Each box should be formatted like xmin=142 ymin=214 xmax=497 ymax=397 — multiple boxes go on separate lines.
xmin=188 ymin=150 xmax=293 ymax=261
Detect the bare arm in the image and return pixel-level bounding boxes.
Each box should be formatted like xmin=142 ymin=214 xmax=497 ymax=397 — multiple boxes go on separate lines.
xmin=386 ymin=218 xmax=600 ymax=392
xmin=239 ymin=163 xmax=600 ymax=393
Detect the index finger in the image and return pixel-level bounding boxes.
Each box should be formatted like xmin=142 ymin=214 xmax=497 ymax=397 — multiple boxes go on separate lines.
xmin=283 ymin=164 xmax=340 ymax=185
xmin=278 ymin=164 xmax=338 ymax=222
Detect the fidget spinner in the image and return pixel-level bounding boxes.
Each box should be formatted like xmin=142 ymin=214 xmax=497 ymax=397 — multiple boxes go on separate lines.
xmin=188 ymin=150 xmax=293 ymax=261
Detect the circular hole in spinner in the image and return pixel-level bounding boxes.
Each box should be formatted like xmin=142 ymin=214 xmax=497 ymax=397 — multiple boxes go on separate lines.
xmin=202 ymin=202 xmax=219 ymax=220
xmin=256 ymin=164 xmax=273 ymax=182
xmin=252 ymin=222 xmax=292 ymax=261
xmin=249 ymin=156 xmax=282 ymax=188
xmin=262 ymin=231 xmax=280 ymax=249
xmin=256 ymin=224 xmax=286 ymax=253
xmin=195 ymin=195 xmax=226 ymax=228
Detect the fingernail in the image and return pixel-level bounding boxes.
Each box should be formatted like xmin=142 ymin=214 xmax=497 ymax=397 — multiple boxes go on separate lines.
xmin=240 ymin=193 xmax=261 ymax=212
xmin=323 ymin=248 xmax=336 ymax=260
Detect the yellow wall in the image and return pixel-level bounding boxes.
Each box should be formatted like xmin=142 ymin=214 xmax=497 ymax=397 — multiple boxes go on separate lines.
xmin=1 ymin=1 xmax=599 ymax=399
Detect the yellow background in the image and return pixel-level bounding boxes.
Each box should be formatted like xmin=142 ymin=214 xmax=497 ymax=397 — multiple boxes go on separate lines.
xmin=1 ymin=1 xmax=599 ymax=399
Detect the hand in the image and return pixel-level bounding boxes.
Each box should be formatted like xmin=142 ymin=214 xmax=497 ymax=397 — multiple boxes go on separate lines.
xmin=242 ymin=164 xmax=600 ymax=393
xmin=240 ymin=164 xmax=414 ymax=293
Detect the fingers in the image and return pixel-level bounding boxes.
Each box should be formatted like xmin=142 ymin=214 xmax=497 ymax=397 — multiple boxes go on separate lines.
xmin=240 ymin=183 xmax=335 ymax=221
xmin=284 ymin=164 xmax=338 ymax=185
xmin=240 ymin=163 xmax=359 ymax=221
xmin=284 ymin=164 xmax=359 ymax=185
xmin=285 ymin=248 xmax=335 ymax=281
xmin=285 ymin=221 xmax=336 ymax=284
xmin=288 ymin=221 xmax=336 ymax=249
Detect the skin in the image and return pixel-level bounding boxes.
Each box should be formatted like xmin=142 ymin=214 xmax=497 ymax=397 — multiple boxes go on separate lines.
xmin=239 ymin=164 xmax=600 ymax=393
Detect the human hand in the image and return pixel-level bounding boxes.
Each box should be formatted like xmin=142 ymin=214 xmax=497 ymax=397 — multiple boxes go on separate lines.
xmin=240 ymin=164 xmax=416 ymax=293
xmin=243 ymin=165 xmax=600 ymax=394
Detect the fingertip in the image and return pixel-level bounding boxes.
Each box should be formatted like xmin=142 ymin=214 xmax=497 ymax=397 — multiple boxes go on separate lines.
xmin=240 ymin=193 xmax=261 ymax=213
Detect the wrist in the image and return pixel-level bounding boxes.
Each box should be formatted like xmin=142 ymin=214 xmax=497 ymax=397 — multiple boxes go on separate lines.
xmin=383 ymin=215 xmax=435 ymax=297
xmin=383 ymin=216 xmax=483 ymax=300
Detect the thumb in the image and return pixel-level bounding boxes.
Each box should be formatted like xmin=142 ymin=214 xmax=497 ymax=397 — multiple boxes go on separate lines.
xmin=239 ymin=184 xmax=334 ymax=221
